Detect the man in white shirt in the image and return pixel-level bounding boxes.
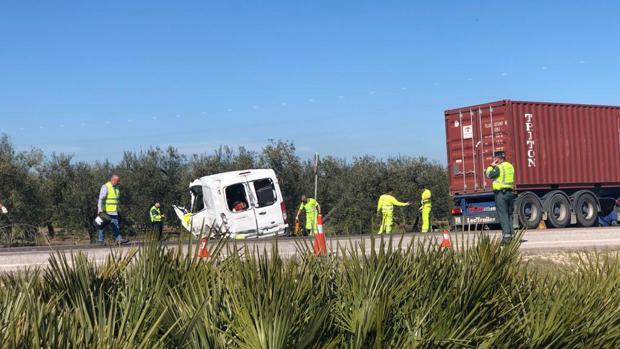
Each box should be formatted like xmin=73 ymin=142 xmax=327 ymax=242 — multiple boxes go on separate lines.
xmin=97 ymin=174 xmax=129 ymax=245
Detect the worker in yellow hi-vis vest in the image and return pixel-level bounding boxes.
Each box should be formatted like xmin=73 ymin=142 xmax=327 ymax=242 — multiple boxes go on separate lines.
xmin=485 ymin=151 xmax=515 ymax=246
xmin=296 ymin=195 xmax=321 ymax=236
xmin=377 ymin=188 xmax=410 ymax=234
xmin=420 ymin=186 xmax=432 ymax=233
xmin=96 ymin=174 xmax=129 ymax=245
xmin=149 ymin=201 xmax=165 ymax=241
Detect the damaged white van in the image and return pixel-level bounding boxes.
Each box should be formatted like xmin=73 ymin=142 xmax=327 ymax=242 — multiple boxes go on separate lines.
xmin=174 ymin=169 xmax=289 ymax=239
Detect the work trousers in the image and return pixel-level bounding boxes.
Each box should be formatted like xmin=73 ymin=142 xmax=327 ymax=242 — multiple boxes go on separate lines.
xmin=421 ymin=205 xmax=432 ymax=233
xmin=98 ymin=215 xmax=122 ymax=242
xmin=152 ymin=221 xmax=163 ymax=241
xmin=379 ymin=212 xmax=394 ymax=234
xmin=304 ymin=214 xmax=317 ymax=236
xmin=494 ymin=190 xmax=515 ymax=239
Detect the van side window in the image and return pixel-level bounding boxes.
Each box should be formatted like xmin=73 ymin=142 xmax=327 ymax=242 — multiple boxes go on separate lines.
xmin=190 ymin=186 xmax=205 ymax=213
xmin=254 ymin=178 xmax=277 ymax=207
xmin=226 ymin=183 xmax=249 ymax=212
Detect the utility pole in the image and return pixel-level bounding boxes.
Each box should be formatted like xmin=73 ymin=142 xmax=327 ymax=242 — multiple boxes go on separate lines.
xmin=313 ymin=152 xmax=319 ymax=201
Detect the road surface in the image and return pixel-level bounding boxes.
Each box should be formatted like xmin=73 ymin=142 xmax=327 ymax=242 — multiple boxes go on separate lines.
xmin=1 ymin=227 xmax=620 ymax=272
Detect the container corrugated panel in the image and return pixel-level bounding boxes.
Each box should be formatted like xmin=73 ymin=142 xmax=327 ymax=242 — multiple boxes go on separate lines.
xmin=445 ymin=100 xmax=620 ymax=196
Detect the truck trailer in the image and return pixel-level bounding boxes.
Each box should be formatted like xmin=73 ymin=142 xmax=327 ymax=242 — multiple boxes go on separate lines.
xmin=445 ymin=100 xmax=620 ymax=229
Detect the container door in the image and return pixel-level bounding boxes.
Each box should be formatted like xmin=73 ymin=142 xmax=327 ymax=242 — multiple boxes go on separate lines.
xmin=446 ymin=103 xmax=511 ymax=195
xmin=618 ymin=116 xmax=620 ymax=156
xmin=224 ymin=181 xmax=259 ymax=237
xmin=446 ymin=110 xmax=478 ymax=194
xmin=250 ymin=177 xmax=284 ymax=237
xmin=466 ymin=109 xmax=482 ymax=191
xmin=476 ymin=107 xmax=493 ymax=191
xmin=476 ymin=105 xmax=512 ymax=190
xmin=474 ymin=108 xmax=487 ymax=190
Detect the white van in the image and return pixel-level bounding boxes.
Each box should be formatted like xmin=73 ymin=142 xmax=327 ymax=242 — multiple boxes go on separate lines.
xmin=174 ymin=169 xmax=289 ymax=239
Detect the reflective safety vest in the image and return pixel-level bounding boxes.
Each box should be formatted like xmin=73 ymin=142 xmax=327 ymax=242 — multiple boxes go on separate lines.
xmin=421 ymin=189 xmax=432 ymax=208
xmin=377 ymin=194 xmax=408 ymax=213
xmin=104 ymin=182 xmax=120 ymax=213
xmin=487 ymin=161 xmax=515 ymax=190
xmin=299 ymin=198 xmax=319 ymax=217
xmin=150 ymin=206 xmax=162 ymax=222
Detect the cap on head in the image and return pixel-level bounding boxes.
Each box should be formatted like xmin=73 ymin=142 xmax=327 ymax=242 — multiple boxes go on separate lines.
xmin=494 ymin=151 xmax=506 ymax=159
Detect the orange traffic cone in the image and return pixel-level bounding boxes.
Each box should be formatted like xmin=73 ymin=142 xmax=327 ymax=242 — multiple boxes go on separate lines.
xmin=440 ymin=230 xmax=452 ymax=249
xmin=313 ymin=214 xmax=327 ymax=256
xmin=198 ymin=238 xmax=209 ymax=258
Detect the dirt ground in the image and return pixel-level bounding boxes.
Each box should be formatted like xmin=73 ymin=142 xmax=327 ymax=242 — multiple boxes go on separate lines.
xmin=522 ymin=249 xmax=620 ymax=272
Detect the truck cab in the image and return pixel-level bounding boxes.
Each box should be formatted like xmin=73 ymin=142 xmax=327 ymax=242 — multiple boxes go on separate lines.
xmin=174 ymin=169 xmax=288 ymax=239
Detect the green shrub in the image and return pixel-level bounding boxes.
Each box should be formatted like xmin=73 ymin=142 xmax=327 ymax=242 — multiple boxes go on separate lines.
xmin=2 ymin=235 xmax=620 ymax=347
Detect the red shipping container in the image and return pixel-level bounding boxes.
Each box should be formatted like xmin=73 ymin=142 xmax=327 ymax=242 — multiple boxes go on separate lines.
xmin=445 ymin=100 xmax=620 ymax=196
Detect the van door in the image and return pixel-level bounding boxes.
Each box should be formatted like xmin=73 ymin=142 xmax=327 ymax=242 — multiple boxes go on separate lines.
xmin=224 ymin=182 xmax=259 ymax=237
xmin=174 ymin=185 xmax=210 ymax=234
xmin=250 ymin=177 xmax=285 ymax=237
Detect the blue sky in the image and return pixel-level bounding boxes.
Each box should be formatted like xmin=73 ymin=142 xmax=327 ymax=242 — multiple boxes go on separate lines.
xmin=1 ymin=1 xmax=619 ymax=164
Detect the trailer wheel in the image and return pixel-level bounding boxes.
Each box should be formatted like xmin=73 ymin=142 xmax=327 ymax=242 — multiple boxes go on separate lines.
xmin=575 ymin=192 xmax=598 ymax=227
xmin=546 ymin=193 xmax=571 ymax=228
xmin=516 ymin=192 xmax=542 ymax=229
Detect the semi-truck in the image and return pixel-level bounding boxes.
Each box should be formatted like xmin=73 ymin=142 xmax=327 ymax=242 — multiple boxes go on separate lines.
xmin=445 ymin=100 xmax=620 ymax=229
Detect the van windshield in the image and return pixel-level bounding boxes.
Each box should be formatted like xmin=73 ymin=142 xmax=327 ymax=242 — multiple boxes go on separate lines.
xmin=226 ymin=183 xmax=249 ymax=212
xmin=253 ymin=178 xmax=277 ymax=207
xmin=190 ymin=186 xmax=205 ymax=213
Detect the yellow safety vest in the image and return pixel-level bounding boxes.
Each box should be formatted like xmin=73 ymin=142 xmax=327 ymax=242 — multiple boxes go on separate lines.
xmin=150 ymin=206 xmax=162 ymax=222
xmin=377 ymin=194 xmax=408 ymax=213
xmin=421 ymin=189 xmax=432 ymax=208
xmin=104 ymin=182 xmax=120 ymax=213
xmin=299 ymin=198 xmax=319 ymax=217
xmin=488 ymin=161 xmax=515 ymax=190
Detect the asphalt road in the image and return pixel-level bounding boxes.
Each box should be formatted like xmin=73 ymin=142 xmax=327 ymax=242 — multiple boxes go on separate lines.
xmin=1 ymin=227 xmax=620 ymax=272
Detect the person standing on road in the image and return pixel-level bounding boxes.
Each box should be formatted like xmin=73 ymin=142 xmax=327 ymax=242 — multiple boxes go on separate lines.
xmin=485 ymin=151 xmax=515 ymax=245
xmin=97 ymin=174 xmax=129 ymax=245
xmin=295 ymin=195 xmax=321 ymax=236
xmin=420 ymin=185 xmax=432 ymax=233
xmin=377 ymin=188 xmax=410 ymax=234
xmin=149 ymin=201 xmax=165 ymax=241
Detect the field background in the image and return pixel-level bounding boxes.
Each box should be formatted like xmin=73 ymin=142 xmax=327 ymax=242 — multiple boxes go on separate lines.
xmin=0 ymin=135 xmax=450 ymax=242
